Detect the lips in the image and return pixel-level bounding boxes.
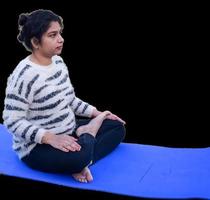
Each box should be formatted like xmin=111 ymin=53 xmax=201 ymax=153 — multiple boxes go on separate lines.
xmin=56 ymin=46 xmax=63 ymax=50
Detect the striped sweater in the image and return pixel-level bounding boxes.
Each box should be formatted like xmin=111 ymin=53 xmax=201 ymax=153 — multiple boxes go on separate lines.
xmin=2 ymin=55 xmax=95 ymax=159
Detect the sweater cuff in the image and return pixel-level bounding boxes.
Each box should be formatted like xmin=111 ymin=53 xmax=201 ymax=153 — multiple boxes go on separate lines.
xmin=86 ymin=105 xmax=96 ymax=118
xmin=34 ymin=128 xmax=47 ymax=144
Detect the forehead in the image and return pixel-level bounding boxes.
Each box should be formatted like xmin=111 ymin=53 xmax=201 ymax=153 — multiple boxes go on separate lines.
xmin=46 ymin=21 xmax=62 ymax=33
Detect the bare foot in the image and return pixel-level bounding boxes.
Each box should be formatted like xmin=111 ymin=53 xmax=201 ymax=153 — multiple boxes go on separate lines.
xmin=76 ymin=111 xmax=111 ymax=137
xmin=72 ymin=167 xmax=93 ymax=183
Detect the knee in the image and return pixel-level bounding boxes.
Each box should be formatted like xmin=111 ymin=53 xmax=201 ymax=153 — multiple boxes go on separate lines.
xmin=117 ymin=123 xmax=126 ymax=141
xmin=111 ymin=120 xmax=126 ymax=141
xmin=105 ymin=119 xmax=125 ymax=128
xmin=112 ymin=119 xmax=126 ymax=131
xmin=102 ymin=119 xmax=126 ymax=141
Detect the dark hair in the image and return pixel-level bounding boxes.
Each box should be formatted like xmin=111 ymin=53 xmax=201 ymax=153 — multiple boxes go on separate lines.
xmin=17 ymin=9 xmax=63 ymax=51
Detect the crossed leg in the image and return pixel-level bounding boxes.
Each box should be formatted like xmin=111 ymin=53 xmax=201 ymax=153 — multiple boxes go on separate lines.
xmin=72 ymin=111 xmax=111 ymax=183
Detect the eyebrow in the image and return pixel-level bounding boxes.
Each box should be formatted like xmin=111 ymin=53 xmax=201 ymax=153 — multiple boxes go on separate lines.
xmin=47 ymin=27 xmax=63 ymax=35
xmin=47 ymin=30 xmax=59 ymax=35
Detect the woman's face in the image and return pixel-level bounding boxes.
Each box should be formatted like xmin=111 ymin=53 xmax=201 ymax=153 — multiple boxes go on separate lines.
xmin=38 ymin=21 xmax=64 ymax=58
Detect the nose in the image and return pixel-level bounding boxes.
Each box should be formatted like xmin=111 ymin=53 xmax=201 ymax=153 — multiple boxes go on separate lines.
xmin=58 ymin=34 xmax=64 ymax=43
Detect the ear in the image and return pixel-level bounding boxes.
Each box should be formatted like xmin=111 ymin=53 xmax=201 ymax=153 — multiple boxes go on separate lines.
xmin=31 ymin=37 xmax=39 ymax=50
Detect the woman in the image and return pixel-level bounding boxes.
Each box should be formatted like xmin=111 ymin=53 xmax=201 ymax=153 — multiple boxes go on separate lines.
xmin=2 ymin=9 xmax=126 ymax=183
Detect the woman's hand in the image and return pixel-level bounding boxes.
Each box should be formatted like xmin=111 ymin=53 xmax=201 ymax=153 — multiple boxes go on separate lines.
xmin=92 ymin=108 xmax=126 ymax=124
xmin=42 ymin=132 xmax=81 ymax=152
xmin=106 ymin=112 xmax=126 ymax=124
xmin=91 ymin=108 xmax=102 ymax=117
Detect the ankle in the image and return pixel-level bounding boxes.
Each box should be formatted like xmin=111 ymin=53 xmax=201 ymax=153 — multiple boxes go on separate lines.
xmin=76 ymin=126 xmax=85 ymax=137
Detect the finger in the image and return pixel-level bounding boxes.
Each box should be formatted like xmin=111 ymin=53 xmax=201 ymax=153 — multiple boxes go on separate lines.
xmin=71 ymin=137 xmax=78 ymax=141
xmin=72 ymin=142 xmax=81 ymax=151
xmin=74 ymin=143 xmax=81 ymax=150
xmin=108 ymin=114 xmax=126 ymax=124
xmin=111 ymin=114 xmax=120 ymax=120
xmin=116 ymin=116 xmax=126 ymax=123
xmin=117 ymin=118 xmax=126 ymax=124
xmin=68 ymin=146 xmax=76 ymax=152
xmin=63 ymin=142 xmax=78 ymax=151
xmin=64 ymin=144 xmax=75 ymax=151
xmin=60 ymin=146 xmax=69 ymax=152
xmin=63 ymin=141 xmax=76 ymax=151
xmin=106 ymin=115 xmax=116 ymax=120
xmin=69 ymin=143 xmax=80 ymax=151
xmin=111 ymin=114 xmax=125 ymax=123
xmin=105 ymin=111 xmax=112 ymax=115
xmin=66 ymin=135 xmax=77 ymax=141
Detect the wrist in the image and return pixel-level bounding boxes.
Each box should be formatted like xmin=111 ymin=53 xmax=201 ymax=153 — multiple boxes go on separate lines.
xmin=41 ymin=132 xmax=53 ymax=144
xmin=92 ymin=108 xmax=102 ymax=117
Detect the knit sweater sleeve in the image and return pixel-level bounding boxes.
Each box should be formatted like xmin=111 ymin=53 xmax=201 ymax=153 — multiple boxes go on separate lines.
xmin=2 ymin=67 xmax=46 ymax=144
xmin=69 ymin=93 xmax=96 ymax=117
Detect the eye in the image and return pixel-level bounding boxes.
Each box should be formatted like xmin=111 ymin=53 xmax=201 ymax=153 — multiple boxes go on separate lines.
xmin=49 ymin=33 xmax=56 ymax=38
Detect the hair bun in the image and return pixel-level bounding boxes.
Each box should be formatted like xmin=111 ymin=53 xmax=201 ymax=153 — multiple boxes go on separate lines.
xmin=18 ymin=14 xmax=29 ymax=26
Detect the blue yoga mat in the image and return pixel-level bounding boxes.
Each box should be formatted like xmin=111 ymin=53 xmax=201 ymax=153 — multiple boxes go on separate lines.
xmin=0 ymin=124 xmax=210 ymax=199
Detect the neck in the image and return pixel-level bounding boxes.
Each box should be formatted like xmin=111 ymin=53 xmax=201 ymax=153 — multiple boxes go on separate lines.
xmin=30 ymin=52 xmax=52 ymax=66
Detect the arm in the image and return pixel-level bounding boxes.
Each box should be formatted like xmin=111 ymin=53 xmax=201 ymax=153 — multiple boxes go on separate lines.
xmin=3 ymin=88 xmax=81 ymax=152
xmin=69 ymin=93 xmax=96 ymax=118
xmin=3 ymin=73 xmax=46 ymax=144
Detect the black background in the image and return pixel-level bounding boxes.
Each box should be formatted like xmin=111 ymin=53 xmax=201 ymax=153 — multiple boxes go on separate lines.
xmin=0 ymin=1 xmax=207 ymax=146
xmin=0 ymin=1 xmax=208 ymax=199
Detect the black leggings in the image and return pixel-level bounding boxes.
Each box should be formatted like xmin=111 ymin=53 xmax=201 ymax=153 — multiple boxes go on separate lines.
xmin=22 ymin=119 xmax=126 ymax=174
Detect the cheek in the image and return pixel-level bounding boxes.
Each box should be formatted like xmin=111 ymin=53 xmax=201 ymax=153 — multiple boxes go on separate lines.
xmin=45 ymin=44 xmax=56 ymax=53
xmin=42 ymin=39 xmax=54 ymax=48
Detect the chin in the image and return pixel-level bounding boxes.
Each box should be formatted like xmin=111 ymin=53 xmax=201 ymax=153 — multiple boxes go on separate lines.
xmin=54 ymin=52 xmax=61 ymax=56
xmin=56 ymin=50 xmax=62 ymax=55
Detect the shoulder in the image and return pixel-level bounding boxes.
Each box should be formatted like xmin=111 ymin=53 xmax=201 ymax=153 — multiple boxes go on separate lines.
xmin=52 ymin=55 xmax=64 ymax=64
xmin=8 ymin=57 xmax=41 ymax=87
xmin=52 ymin=55 xmax=69 ymax=72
